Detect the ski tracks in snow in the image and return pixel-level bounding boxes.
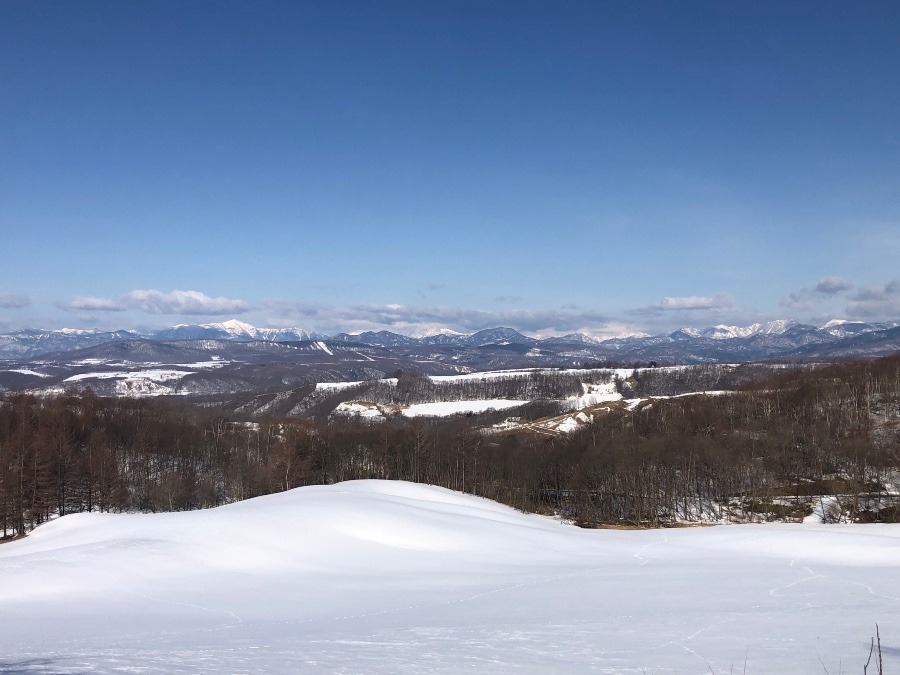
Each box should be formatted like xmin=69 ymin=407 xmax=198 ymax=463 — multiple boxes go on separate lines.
xmin=633 ymin=532 xmax=669 ymax=567
xmin=768 ymin=558 xmax=824 ymax=598
xmin=122 ymin=589 xmax=245 ymax=626
xmin=767 ymin=556 xmax=900 ymax=604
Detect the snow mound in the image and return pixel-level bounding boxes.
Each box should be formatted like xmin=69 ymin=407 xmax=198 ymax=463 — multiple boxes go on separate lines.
xmin=2 ymin=481 xmax=900 ymax=673
xmin=4 ymin=482 xmax=587 ymax=583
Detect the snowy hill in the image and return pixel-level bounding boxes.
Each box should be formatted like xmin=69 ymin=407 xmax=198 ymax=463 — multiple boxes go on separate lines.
xmin=1 ymin=480 xmax=898 ymax=673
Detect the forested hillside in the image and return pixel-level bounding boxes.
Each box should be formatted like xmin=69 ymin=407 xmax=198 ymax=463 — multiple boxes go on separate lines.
xmin=2 ymin=356 xmax=898 ymax=538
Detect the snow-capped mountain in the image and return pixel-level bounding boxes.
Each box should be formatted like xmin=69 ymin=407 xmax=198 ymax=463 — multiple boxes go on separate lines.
xmin=539 ymin=333 xmax=605 ymax=346
xmin=1 ymin=318 xmax=899 ymax=363
xmin=0 ymin=328 xmax=140 ymax=359
xmin=152 ymin=319 xmax=323 ymax=343
xmin=331 ymin=327 xmax=536 ymax=348
xmin=330 ymin=330 xmax=420 ymax=347
xmin=680 ymin=320 xmax=797 ymax=340
xmin=818 ymin=319 xmax=899 ymax=338
xmin=461 ymin=327 xmax=535 ymax=347
xmin=409 ymin=327 xmax=466 ymax=340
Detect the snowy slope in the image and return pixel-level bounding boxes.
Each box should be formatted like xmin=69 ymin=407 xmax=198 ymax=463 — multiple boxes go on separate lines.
xmin=1 ymin=481 xmax=898 ymax=673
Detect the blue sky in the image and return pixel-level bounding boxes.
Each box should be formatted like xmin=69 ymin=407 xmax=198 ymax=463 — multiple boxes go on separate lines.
xmin=1 ymin=0 xmax=898 ymax=337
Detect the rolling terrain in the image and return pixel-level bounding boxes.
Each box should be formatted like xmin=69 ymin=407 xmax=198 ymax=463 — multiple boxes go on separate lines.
xmin=1 ymin=480 xmax=896 ymax=674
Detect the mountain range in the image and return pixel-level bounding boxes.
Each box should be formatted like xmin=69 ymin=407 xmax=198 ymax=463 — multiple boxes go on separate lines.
xmin=1 ymin=317 xmax=898 ymax=401
xmin=2 ymin=318 xmax=898 ymax=361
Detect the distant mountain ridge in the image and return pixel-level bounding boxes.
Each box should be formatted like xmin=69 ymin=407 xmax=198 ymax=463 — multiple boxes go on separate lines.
xmin=3 ymin=318 xmax=900 ymax=400
xmin=0 ymin=329 xmax=141 ymax=359
xmin=0 ymin=318 xmax=898 ymax=362
xmin=152 ymin=319 xmax=324 ymax=342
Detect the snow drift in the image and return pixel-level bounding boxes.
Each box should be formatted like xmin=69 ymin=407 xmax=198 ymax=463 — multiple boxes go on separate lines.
xmin=1 ymin=480 xmax=898 ymax=673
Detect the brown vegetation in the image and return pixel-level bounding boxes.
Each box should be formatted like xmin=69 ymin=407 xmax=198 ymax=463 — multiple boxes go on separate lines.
xmin=2 ymin=356 xmax=899 ymax=538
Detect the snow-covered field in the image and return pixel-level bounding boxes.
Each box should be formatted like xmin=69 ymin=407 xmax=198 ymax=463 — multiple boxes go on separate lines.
xmin=1 ymin=481 xmax=897 ymax=674
xmin=401 ymin=399 xmax=526 ymax=418
xmin=333 ymin=399 xmax=532 ymax=421
xmin=318 ymin=370 xmax=732 ymax=428
xmin=64 ymin=369 xmax=194 ymax=383
xmin=333 ymin=400 xmax=390 ymax=420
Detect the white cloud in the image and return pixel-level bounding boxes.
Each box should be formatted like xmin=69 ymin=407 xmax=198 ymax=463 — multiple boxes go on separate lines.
xmin=0 ymin=293 xmax=30 ymax=309
xmin=845 ymin=280 xmax=900 ymax=319
xmin=59 ymin=296 xmax=126 ymax=312
xmin=815 ymin=277 xmax=853 ymax=295
xmin=657 ymin=295 xmax=731 ymax=311
xmin=630 ymin=294 xmax=733 ymax=315
xmin=125 ymin=289 xmax=251 ymax=316
xmin=780 ymin=276 xmax=854 ymax=315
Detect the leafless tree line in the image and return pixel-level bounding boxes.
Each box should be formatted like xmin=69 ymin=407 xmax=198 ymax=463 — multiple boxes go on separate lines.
xmin=1 ymin=356 xmax=898 ymax=538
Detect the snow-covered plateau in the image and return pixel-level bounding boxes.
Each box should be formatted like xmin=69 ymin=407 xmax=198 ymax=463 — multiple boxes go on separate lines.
xmin=1 ymin=480 xmax=897 ymax=674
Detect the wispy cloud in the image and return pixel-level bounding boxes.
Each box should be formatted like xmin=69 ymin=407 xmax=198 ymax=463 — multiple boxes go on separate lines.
xmin=815 ymin=276 xmax=853 ymax=295
xmin=124 ymin=289 xmax=251 ymax=316
xmin=416 ymin=282 xmax=446 ymax=299
xmin=0 ymin=293 xmax=30 ymax=309
xmin=779 ymin=291 xmax=815 ymax=311
xmin=845 ymin=279 xmax=900 ymax=319
xmin=58 ymin=295 xmax=126 ymax=312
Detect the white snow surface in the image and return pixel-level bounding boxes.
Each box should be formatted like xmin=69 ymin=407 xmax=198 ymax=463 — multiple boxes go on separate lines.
xmin=1 ymin=480 xmax=898 ymax=674
xmin=332 ymin=401 xmax=387 ymax=420
xmin=688 ymin=321 xmax=795 ymax=339
xmin=551 ymin=411 xmax=595 ymax=433
xmin=214 ymin=318 xmax=258 ymax=337
xmin=60 ymin=369 xmax=195 ymax=397
xmin=2 ymin=368 xmax=50 ymax=377
xmin=170 ymin=359 xmax=228 ymax=369
xmin=428 ymin=368 xmax=554 ymax=382
xmin=316 ymin=378 xmax=398 ymax=392
xmin=331 ymin=397 xmax=526 ymax=420
xmin=566 ymin=380 xmax=622 ymax=409
xmin=315 ymin=340 xmax=334 ymax=355
xmin=401 ymin=399 xmax=525 ymax=417
xmin=317 ymin=366 xmax=703 ymax=392
xmin=64 ymin=369 xmax=193 ymax=383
